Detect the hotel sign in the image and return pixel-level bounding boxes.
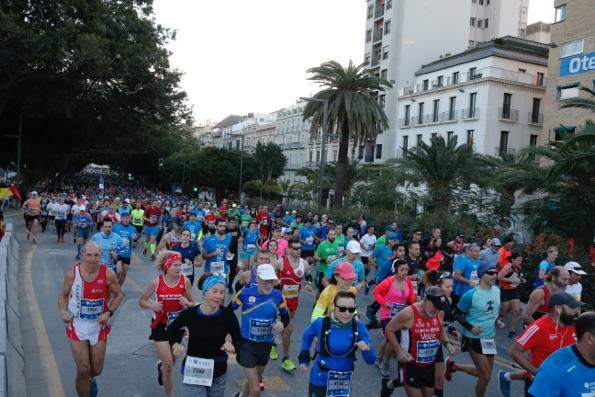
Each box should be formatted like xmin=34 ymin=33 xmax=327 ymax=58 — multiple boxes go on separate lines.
xmin=560 ymin=51 xmax=595 ymax=76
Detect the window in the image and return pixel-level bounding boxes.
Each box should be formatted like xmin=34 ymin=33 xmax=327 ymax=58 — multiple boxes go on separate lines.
xmin=379 ymin=94 xmax=386 ymax=108
xmin=477 ymin=19 xmax=483 ymax=28
xmin=431 ymin=132 xmax=438 ymax=138
xmin=416 ymin=134 xmax=423 ymax=146
xmin=557 ymin=83 xmax=580 ymax=99
xmin=452 ymin=71 xmax=459 ymax=84
xmin=436 ymin=75 xmax=443 ymax=87
xmin=309 ymin=151 xmax=313 ymax=162
xmin=447 ymin=131 xmax=454 ymax=141
xmin=384 ymin=20 xmax=391 ymax=35
xmin=554 ymin=4 xmax=566 ymax=22
xmin=531 ymin=98 xmax=541 ymax=123
xmin=316 ymin=151 xmax=320 ymax=161
xmin=387 ymin=0 xmax=392 ymax=9
xmin=484 ymin=18 xmax=488 ymax=28
xmin=502 ymin=93 xmax=512 ymax=118
xmin=381 ymin=69 xmax=388 ymax=80
xmin=479 ymin=0 xmax=483 ymax=4
xmin=366 ymin=30 xmax=372 ymax=42
xmin=560 ymin=39 xmax=584 ymax=58
xmin=402 ymin=135 xmax=409 ymax=150
xmin=404 ymin=104 xmax=411 ymax=125
xmin=367 ymin=5 xmax=374 ymax=19
xmin=383 ymin=46 xmax=389 ymax=59
xmin=468 ymin=92 xmax=477 ymax=117
xmin=423 ymin=79 xmax=429 ymax=91
xmin=448 ymin=96 xmax=456 ymax=120
xmin=530 ymin=135 xmax=538 ymax=147
xmin=470 ymin=17 xmax=476 ymax=27
xmin=358 ymin=146 xmax=364 ymax=159
xmin=518 ymin=68 xmax=526 ymax=73
xmin=472 ymin=0 xmax=476 ymax=3
xmin=432 ymin=99 xmax=440 ymax=122
xmin=537 ymin=72 xmax=545 ymax=86
xmin=376 ymin=144 xmax=383 ymax=159
xmin=466 ymin=129 xmax=474 ymax=146
xmin=554 ymin=126 xmax=575 ymax=141
xmin=499 ymin=131 xmax=509 ymax=155
xmin=417 ymin=102 xmax=424 ymax=124
xmin=469 ymin=67 xmax=478 ymax=80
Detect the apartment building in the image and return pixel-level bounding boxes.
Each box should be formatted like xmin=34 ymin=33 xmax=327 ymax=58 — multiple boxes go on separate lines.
xmin=274 ymin=102 xmax=310 ymax=181
xmin=223 ymin=113 xmax=277 ymax=153
xmin=543 ymin=0 xmax=595 ymax=141
xmin=397 ymin=36 xmax=548 ymax=156
xmin=363 ymin=0 xmax=529 ymax=161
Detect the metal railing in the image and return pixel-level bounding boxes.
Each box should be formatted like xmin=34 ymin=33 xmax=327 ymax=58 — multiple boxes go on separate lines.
xmin=399 ymin=118 xmax=412 ymax=127
xmin=495 ymin=147 xmax=519 ymax=156
xmin=373 ymin=30 xmax=383 ymax=42
xmin=375 ymin=3 xmax=384 ymax=18
xmin=528 ymin=113 xmax=544 ymax=125
xmin=461 ymin=108 xmax=479 ymax=119
xmin=371 ymin=56 xmax=381 ymax=67
xmin=499 ymin=108 xmax=519 ymax=121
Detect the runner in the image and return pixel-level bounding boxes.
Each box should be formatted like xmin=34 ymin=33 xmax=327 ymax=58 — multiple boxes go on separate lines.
xmin=172 ymin=229 xmax=202 ymax=286
xmin=230 ymin=264 xmax=289 ymax=397
xmin=497 ymin=252 xmax=525 ymax=339
xmin=527 ymin=311 xmax=595 ymax=397
xmin=130 ymin=202 xmax=145 ymax=247
xmin=112 ymin=213 xmax=137 ymax=285
xmin=73 ymin=207 xmax=94 ymax=259
xmin=241 ymin=221 xmax=260 ymax=269
xmin=90 ymin=219 xmax=127 ymax=276
xmin=360 ymin=225 xmax=377 ymax=275
xmin=322 ymin=240 xmax=366 ymax=291
xmin=435 ymin=273 xmax=459 ymax=397
xmin=23 ymin=191 xmax=41 ymax=243
xmin=156 ymin=217 xmax=183 ymax=252
xmin=277 ymin=238 xmax=312 ymax=372
xmin=51 ymin=195 xmax=71 ymax=243
xmin=534 ymin=246 xmax=558 ymax=288
xmin=262 ymin=226 xmax=288 ymax=257
xmin=168 ymin=274 xmax=241 ymax=397
xmin=58 ymin=242 xmax=123 ymax=397
xmin=523 ymin=266 xmax=570 ymax=324
xmin=143 ymin=200 xmax=163 ymax=260
xmin=313 ymin=228 xmax=340 ymax=294
xmin=202 ymin=218 xmax=232 ymax=277
xmin=139 ymin=251 xmax=195 ymax=397
xmin=498 ymin=291 xmax=583 ymax=397
xmin=312 ymin=262 xmax=358 ymax=321
xmin=452 ymin=243 xmax=480 ymax=306
xmin=238 ymin=249 xmax=271 ymax=290
xmin=564 ymin=261 xmax=587 ymax=301
xmin=447 ymin=261 xmax=502 ymax=397
xmin=299 ymin=218 xmax=317 ymax=267
xmin=383 ymin=287 xmax=456 ymax=397
xmin=299 ymin=290 xmax=377 ymax=397
xmin=39 ymin=192 xmax=50 ymax=233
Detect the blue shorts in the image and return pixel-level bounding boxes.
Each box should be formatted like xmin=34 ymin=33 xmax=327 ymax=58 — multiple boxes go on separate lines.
xmin=240 ymin=251 xmax=257 ymax=261
xmin=143 ymin=225 xmax=160 ymax=237
xmin=76 ymin=227 xmax=90 ymax=240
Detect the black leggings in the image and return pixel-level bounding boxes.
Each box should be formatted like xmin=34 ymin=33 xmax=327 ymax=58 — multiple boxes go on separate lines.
xmin=55 ymin=219 xmax=66 ymax=238
xmin=228 ymin=255 xmax=239 ymax=286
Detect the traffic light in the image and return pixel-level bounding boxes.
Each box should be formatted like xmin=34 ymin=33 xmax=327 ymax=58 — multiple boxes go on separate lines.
xmin=158 ymin=158 xmax=164 ymax=167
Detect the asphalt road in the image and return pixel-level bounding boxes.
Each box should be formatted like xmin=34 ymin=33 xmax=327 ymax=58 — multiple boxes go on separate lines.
xmin=6 ymin=211 xmax=528 ymax=397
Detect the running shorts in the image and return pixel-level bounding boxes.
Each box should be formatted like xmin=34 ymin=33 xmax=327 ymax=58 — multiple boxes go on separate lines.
xmin=143 ymin=225 xmax=160 ymax=237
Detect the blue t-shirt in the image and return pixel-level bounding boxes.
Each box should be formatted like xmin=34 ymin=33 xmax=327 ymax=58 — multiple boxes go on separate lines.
xmin=73 ymin=214 xmax=94 ymax=229
xmin=300 ymin=226 xmax=317 ymax=250
xmin=202 ymin=234 xmax=231 ymax=274
xmin=325 ymin=257 xmax=365 ymax=285
xmin=192 ymin=208 xmax=206 ymax=222
xmin=112 ymin=224 xmax=136 ymax=258
xmin=90 ymin=232 xmax=127 ymax=265
xmin=453 ymin=256 xmax=480 ymax=296
xmin=528 ymin=345 xmax=595 ymax=397
xmin=457 ymin=286 xmax=501 ymax=339
xmin=242 ymin=229 xmax=260 ymax=253
xmin=231 ymin=286 xmax=288 ymax=343
xmin=372 ymin=245 xmax=393 ymax=283
xmin=534 ymin=259 xmax=555 ymax=287
xmin=183 ymin=220 xmax=203 ymax=241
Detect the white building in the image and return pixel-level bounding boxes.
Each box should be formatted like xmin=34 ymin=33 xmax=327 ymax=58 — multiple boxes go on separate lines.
xmin=223 ymin=113 xmax=277 ymax=152
xmin=523 ymin=21 xmax=551 ymax=44
xmin=363 ymin=0 xmax=529 ymax=161
xmin=396 ymin=36 xmax=548 ymax=156
xmin=274 ymin=102 xmax=310 ymax=181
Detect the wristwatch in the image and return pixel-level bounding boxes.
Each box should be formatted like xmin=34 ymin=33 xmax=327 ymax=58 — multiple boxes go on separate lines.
xmin=108 ymin=309 xmax=115 ymax=317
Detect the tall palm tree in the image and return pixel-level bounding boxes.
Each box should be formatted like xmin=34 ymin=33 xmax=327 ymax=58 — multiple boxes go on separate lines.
xmin=303 ymin=60 xmax=391 ymax=207
xmin=393 ymin=135 xmax=490 ymax=217
xmin=560 ymin=86 xmax=595 ymax=112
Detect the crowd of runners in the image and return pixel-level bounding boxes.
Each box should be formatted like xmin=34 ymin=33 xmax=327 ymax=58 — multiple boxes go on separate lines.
xmin=15 ymin=188 xmax=595 ymax=397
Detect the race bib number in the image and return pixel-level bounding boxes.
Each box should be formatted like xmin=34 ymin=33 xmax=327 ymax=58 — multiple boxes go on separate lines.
xmin=326 ymin=370 xmax=352 ymax=397
xmin=183 ymin=356 xmax=214 ymax=386
xmin=181 ymin=262 xmax=193 ymax=276
xmin=150 ymin=215 xmax=158 ymax=223
xmin=167 ymin=311 xmax=181 ymax=325
xmin=306 ymin=237 xmax=313 ymax=245
xmin=283 ymin=284 xmax=299 ymax=299
xmin=210 ymin=261 xmax=225 ymax=275
xmin=79 ymin=298 xmax=104 ymax=320
xmin=390 ymin=302 xmax=405 ymax=317
xmin=416 ymin=340 xmax=440 ymax=364
xmin=249 ymin=319 xmax=272 ymax=341
xmin=246 ymin=244 xmax=256 ymax=252
xmin=470 ymin=271 xmax=479 ymax=285
xmin=480 ymin=338 xmax=497 ymax=355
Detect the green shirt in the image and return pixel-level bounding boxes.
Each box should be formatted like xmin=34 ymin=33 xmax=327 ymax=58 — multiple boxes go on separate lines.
xmin=131 ymin=209 xmax=144 ymax=226
xmin=376 ymin=235 xmax=388 ymax=248
xmin=335 ymin=234 xmax=346 ymax=249
xmin=315 ymin=239 xmax=340 ymax=273
xmin=240 ymin=214 xmax=253 ymax=228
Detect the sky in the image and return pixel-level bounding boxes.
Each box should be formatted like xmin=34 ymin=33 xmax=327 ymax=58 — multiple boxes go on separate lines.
xmin=153 ymin=0 xmax=554 ymax=125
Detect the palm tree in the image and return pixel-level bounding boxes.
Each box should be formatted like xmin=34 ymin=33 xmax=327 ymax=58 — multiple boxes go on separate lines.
xmin=560 ymin=86 xmax=595 ymax=112
xmin=303 ymin=60 xmax=392 ymax=207
xmin=278 ymin=179 xmax=291 ymax=205
xmin=393 ymin=134 xmax=491 ymax=218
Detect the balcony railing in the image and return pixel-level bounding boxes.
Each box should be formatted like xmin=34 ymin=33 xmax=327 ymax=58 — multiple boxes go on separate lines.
xmin=443 ymin=110 xmax=458 ymax=122
xmin=399 ymin=118 xmax=412 ymax=128
xmin=305 ymin=161 xmax=321 ymax=168
xmin=371 ymin=56 xmax=381 ymax=67
xmin=461 ymin=108 xmax=479 ymax=120
xmin=373 ymin=30 xmax=383 ymax=42
xmin=495 ymin=147 xmax=519 ymax=156
xmin=498 ymin=108 xmax=519 ymax=122
xmin=528 ymin=113 xmax=544 ymax=125
xmin=374 ymin=4 xmax=384 ymax=18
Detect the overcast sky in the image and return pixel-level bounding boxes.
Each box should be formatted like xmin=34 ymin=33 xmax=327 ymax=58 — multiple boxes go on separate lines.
xmin=153 ymin=0 xmax=555 ymax=125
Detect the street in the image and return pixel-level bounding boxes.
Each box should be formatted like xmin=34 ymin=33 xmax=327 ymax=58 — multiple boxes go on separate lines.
xmin=7 ymin=212 xmax=528 ymax=397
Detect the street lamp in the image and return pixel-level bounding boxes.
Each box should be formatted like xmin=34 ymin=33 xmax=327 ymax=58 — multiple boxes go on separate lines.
xmin=300 ymin=96 xmax=329 ymax=209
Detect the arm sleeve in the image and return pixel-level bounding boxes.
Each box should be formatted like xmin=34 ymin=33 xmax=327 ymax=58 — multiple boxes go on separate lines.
xmin=311 ymin=289 xmax=330 ymax=322
xmin=226 ymin=309 xmax=242 ymax=350
xmin=356 ymin=321 xmax=377 ymax=364
xmin=516 ymin=323 xmax=540 ymax=350
xmin=324 ymin=263 xmax=335 ymax=280
xmin=373 ymin=278 xmax=390 ymax=306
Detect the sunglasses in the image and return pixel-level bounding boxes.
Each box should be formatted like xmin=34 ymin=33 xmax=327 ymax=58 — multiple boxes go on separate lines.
xmin=335 ymin=306 xmax=356 ymax=313
xmin=485 ymin=271 xmax=498 ymax=276
xmin=291 ymin=246 xmax=302 ymax=250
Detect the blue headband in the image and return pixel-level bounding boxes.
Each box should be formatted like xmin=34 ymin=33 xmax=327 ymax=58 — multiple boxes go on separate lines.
xmin=202 ymin=275 xmax=227 ymax=293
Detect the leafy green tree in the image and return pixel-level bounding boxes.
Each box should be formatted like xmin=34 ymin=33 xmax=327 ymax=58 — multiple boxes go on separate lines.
xmin=303 ymin=60 xmax=391 ymax=207
xmin=254 ymin=142 xmax=287 ymax=181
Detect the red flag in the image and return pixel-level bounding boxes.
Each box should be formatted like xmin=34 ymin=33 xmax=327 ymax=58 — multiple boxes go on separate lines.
xmin=9 ymin=184 xmax=21 ymax=201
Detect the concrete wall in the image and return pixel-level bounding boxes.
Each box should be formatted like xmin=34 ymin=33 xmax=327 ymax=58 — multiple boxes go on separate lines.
xmin=0 ymin=223 xmax=25 ymax=397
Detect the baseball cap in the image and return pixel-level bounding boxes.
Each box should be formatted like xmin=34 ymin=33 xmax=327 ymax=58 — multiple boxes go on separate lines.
xmin=256 ymin=264 xmax=278 ymax=281
xmin=564 ymin=261 xmax=587 ymax=275
xmin=385 ymin=225 xmax=395 ymax=232
xmin=79 ymin=206 xmax=86 ymax=211
xmin=31 ymin=191 xmax=38 ymax=196
xmin=477 ymin=261 xmax=497 ymax=277
xmin=388 ymin=233 xmax=399 ymax=240
xmin=548 ymin=291 xmax=585 ymax=309
xmin=491 ymin=238 xmax=502 ymax=247
xmin=334 ymin=262 xmax=357 ymax=280
xmin=346 ymin=240 xmax=361 ymax=254
xmin=425 ymin=287 xmax=451 ymax=312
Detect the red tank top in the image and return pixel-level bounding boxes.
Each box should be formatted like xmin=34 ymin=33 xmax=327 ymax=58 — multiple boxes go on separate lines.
xmin=68 ymin=264 xmax=110 ymax=319
xmin=536 ymin=285 xmax=551 ymax=314
xmin=279 ymin=257 xmax=304 ymax=310
xmin=151 ymin=274 xmax=186 ymax=328
xmin=408 ymin=304 xmax=443 ymax=366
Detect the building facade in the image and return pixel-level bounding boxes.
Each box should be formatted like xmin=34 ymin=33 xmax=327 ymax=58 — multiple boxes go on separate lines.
xmin=542 ymin=0 xmax=595 ymax=141
xmin=397 ymin=36 xmax=548 ymax=156
xmin=364 ymin=0 xmax=529 ymax=161
xmin=274 ymin=102 xmax=310 ymax=182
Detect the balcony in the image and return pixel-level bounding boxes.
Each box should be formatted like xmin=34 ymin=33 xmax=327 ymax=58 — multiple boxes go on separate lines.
xmin=281 ymin=141 xmax=305 ymax=150
xmin=442 ymin=111 xmax=458 ymax=123
xmin=528 ymin=113 xmax=544 ymax=126
xmin=461 ymin=108 xmax=479 ymax=120
xmin=495 ymin=147 xmax=519 ymax=156
xmin=498 ymin=108 xmax=519 ymax=122
xmin=305 ymin=160 xmax=321 ymax=168
xmin=374 ymin=3 xmax=384 ymax=18
xmin=371 ymin=56 xmax=381 ymax=67
xmin=399 ymin=118 xmax=412 ymax=128
xmin=373 ymin=30 xmax=383 ymax=43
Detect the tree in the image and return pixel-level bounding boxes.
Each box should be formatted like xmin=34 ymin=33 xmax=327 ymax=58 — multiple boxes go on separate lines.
xmin=393 ymin=135 xmax=491 ymax=218
xmin=254 ymin=142 xmax=287 ymax=181
xmin=303 ymin=60 xmax=391 ymax=207
xmin=560 ymin=86 xmax=595 ymax=113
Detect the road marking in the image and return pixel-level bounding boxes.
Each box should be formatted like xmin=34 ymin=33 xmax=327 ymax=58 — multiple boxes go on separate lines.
xmin=24 ymin=246 xmax=66 ymax=397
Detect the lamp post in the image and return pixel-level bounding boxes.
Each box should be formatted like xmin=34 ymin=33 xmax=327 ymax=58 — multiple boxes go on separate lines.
xmin=300 ymin=97 xmax=328 ymax=209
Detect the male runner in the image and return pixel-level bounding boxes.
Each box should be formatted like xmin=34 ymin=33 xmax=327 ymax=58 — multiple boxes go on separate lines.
xmin=523 ymin=266 xmax=570 ymax=324
xmin=143 ymin=200 xmax=162 ymax=259
xmin=202 ymin=218 xmax=232 ymax=276
xmin=112 ymin=213 xmax=137 ymax=285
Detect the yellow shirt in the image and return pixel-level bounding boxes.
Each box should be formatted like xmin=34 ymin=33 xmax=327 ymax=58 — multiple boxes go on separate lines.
xmin=311 ymin=284 xmax=358 ymax=322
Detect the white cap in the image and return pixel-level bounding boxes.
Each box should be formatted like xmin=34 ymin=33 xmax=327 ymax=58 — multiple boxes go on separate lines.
xmin=31 ymin=191 xmax=38 ymax=196
xmin=564 ymin=261 xmax=587 ymax=275
xmin=256 ymin=264 xmax=278 ymax=280
xmin=79 ymin=206 xmax=86 ymax=211
xmin=346 ymin=240 xmax=361 ymax=254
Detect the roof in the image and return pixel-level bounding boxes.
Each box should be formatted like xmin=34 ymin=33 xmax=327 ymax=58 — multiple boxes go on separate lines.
xmin=415 ymin=36 xmax=549 ymax=76
xmin=214 ymin=115 xmax=243 ymax=129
